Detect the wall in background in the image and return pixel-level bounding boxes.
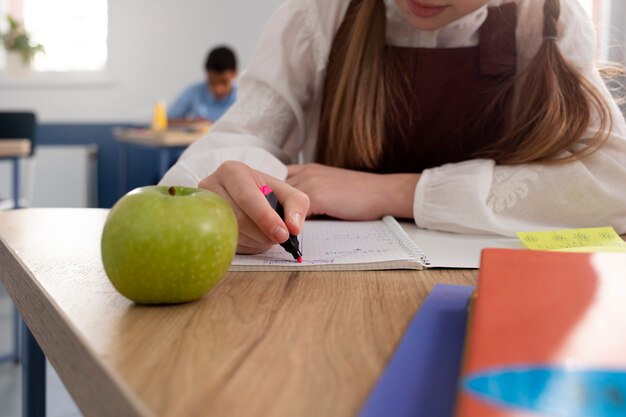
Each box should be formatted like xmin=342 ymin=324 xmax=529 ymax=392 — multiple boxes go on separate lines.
xmin=0 ymin=145 xmax=98 ymax=208
xmin=0 ymin=0 xmax=285 ymax=122
xmin=0 ymin=125 xmax=169 ymax=208
xmin=607 ymin=0 xmax=626 ymax=63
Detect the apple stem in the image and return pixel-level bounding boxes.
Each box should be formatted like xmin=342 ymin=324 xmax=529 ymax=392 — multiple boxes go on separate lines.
xmin=168 ymin=186 xmax=176 ymax=196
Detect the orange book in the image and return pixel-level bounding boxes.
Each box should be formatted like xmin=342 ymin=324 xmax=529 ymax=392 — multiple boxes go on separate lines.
xmin=456 ymin=249 xmax=626 ymax=417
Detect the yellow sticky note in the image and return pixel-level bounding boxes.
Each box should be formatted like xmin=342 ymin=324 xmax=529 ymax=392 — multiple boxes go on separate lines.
xmin=516 ymin=227 xmax=626 ymax=251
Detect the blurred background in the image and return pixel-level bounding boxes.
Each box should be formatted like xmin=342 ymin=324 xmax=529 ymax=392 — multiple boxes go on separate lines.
xmin=0 ymin=1 xmax=624 ymax=416
xmin=0 ymin=0 xmax=284 ymax=211
xmin=0 ymin=0 xmax=623 ymax=210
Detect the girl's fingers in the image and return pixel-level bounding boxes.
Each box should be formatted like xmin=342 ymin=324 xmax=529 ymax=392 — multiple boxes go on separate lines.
xmin=236 ymin=243 xmax=272 ymax=255
xmin=202 ymin=161 xmax=308 ymax=246
xmin=237 ymin=220 xmax=274 ymax=247
xmin=266 ymin=176 xmax=310 ymax=236
xmin=286 ymin=164 xmax=306 ymax=177
xmin=217 ymin=161 xmax=289 ymax=243
xmin=284 ymin=175 xmax=299 ymax=188
xmin=199 ymin=168 xmax=275 ymax=246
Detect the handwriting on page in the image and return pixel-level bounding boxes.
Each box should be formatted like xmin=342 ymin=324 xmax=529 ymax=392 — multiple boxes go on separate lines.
xmin=517 ymin=227 xmax=626 ymax=252
xmin=233 ymin=220 xmax=417 ymax=266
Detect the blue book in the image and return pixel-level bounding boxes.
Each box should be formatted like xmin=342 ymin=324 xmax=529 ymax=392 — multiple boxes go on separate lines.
xmin=359 ymin=284 xmax=474 ymax=417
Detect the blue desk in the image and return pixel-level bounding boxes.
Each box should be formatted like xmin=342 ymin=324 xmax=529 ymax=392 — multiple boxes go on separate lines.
xmin=0 ymin=154 xmax=21 ymax=366
xmin=0 ymin=139 xmax=30 ymax=365
xmin=113 ymin=128 xmax=204 ymax=195
xmin=0 ymin=139 xmax=45 ymax=417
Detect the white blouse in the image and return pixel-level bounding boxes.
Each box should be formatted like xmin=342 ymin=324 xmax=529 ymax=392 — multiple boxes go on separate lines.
xmin=160 ymin=0 xmax=626 ymax=236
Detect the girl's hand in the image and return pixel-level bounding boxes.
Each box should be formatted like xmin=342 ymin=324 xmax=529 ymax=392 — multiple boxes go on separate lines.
xmin=198 ymin=161 xmax=309 ymax=254
xmin=286 ymin=163 xmax=419 ymax=220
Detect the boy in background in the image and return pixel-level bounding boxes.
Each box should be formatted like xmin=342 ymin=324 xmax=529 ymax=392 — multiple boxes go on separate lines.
xmin=168 ymin=46 xmax=238 ymax=124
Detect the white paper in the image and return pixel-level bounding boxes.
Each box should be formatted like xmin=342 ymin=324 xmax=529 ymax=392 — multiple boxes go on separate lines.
xmin=400 ymin=223 xmax=523 ymax=268
xmin=231 ymin=217 xmax=427 ymax=271
xmin=230 ymin=218 xmax=523 ymax=271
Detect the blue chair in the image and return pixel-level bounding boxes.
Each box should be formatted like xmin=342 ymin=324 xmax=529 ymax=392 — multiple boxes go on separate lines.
xmin=0 ymin=112 xmax=37 ymax=366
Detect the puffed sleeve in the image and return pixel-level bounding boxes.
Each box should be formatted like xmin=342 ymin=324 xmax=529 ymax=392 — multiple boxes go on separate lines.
xmin=159 ymin=0 xmax=327 ymax=186
xmin=413 ymin=0 xmax=626 ymax=235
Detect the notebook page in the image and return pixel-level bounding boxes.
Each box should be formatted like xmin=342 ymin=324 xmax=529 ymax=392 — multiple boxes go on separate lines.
xmin=230 ymin=216 xmax=429 ymax=271
xmin=401 ymin=223 xmax=522 ymax=268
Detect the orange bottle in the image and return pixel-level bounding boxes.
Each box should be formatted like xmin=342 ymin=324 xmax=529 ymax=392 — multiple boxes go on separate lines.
xmin=151 ymin=99 xmax=168 ymax=131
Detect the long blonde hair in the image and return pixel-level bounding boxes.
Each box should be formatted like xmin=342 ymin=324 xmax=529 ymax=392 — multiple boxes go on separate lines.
xmin=317 ymin=0 xmax=388 ymax=169
xmin=316 ymin=0 xmax=613 ymax=169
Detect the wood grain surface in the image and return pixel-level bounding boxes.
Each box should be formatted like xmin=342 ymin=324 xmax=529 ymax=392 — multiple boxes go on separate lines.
xmin=0 ymin=209 xmax=477 ymax=417
xmin=113 ymin=128 xmax=204 ymax=148
xmin=0 ymin=139 xmax=31 ymax=157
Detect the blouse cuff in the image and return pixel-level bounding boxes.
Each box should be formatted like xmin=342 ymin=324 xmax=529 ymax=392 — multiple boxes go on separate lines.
xmin=413 ymin=159 xmax=497 ymax=234
xmin=160 ymin=147 xmax=288 ymax=187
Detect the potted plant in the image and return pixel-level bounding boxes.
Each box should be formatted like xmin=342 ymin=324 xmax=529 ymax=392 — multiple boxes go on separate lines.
xmin=1 ymin=15 xmax=44 ymax=76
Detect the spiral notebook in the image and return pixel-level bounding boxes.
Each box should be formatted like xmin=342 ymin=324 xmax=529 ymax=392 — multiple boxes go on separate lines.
xmin=230 ymin=216 xmax=431 ymax=271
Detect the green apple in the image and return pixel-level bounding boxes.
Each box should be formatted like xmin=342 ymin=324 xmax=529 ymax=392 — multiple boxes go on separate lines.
xmin=101 ymin=185 xmax=238 ymax=304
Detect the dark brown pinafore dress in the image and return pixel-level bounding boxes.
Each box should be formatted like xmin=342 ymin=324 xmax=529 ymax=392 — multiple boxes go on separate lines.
xmin=317 ymin=2 xmax=518 ymax=173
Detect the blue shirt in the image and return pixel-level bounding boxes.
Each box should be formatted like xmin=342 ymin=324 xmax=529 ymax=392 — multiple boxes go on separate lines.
xmin=168 ymin=82 xmax=237 ymax=122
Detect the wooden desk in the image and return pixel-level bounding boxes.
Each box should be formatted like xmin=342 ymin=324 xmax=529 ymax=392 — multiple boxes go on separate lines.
xmin=0 ymin=209 xmax=477 ymax=417
xmin=0 ymin=139 xmax=31 ymax=157
xmin=114 ymin=128 xmax=206 ymax=148
xmin=0 ymin=138 xmax=30 ymax=208
xmin=113 ymin=128 xmax=206 ymax=195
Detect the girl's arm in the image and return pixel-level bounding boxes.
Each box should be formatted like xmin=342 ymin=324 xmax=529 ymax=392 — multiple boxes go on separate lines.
xmin=401 ymin=0 xmax=626 ymax=236
xmin=412 ymin=126 xmax=626 ymax=236
xmin=412 ymin=0 xmax=626 ymax=237
xmin=286 ymin=164 xmax=419 ymax=220
xmin=159 ymin=0 xmax=349 ymax=253
xmin=160 ymin=0 xmax=353 ymax=189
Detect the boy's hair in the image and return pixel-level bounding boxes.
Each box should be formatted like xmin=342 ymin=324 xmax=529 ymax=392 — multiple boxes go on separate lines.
xmin=204 ymin=46 xmax=237 ymax=73
xmin=317 ymin=0 xmax=614 ymax=169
